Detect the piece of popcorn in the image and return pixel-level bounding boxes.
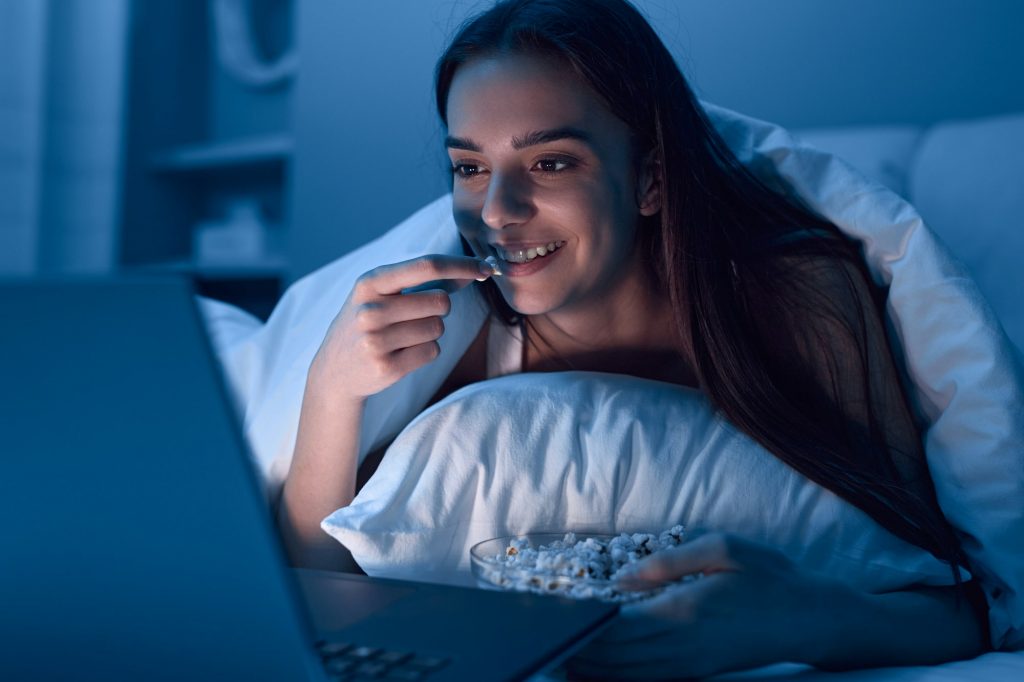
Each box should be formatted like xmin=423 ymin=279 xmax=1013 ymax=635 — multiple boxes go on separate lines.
xmin=483 ymin=255 xmax=503 ymax=277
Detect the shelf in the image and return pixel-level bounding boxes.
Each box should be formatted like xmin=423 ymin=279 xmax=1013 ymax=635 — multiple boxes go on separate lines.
xmin=150 ymin=134 xmax=293 ymax=173
xmin=127 ymin=256 xmax=288 ymax=280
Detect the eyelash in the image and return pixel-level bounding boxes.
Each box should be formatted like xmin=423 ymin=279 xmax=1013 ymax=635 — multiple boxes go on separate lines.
xmin=450 ymin=157 xmax=576 ymax=180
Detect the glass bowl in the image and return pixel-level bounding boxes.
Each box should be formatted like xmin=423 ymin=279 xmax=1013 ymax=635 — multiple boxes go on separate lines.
xmin=469 ymin=532 xmax=668 ymax=603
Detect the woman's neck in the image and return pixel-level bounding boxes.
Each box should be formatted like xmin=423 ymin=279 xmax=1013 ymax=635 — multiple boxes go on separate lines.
xmin=522 ymin=263 xmax=697 ymax=386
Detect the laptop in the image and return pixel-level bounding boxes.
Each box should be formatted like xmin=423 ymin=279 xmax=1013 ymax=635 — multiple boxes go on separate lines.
xmin=0 ymin=277 xmax=617 ymax=682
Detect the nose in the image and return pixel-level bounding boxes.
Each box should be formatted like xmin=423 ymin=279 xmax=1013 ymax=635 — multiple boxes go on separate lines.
xmin=480 ymin=170 xmax=534 ymax=231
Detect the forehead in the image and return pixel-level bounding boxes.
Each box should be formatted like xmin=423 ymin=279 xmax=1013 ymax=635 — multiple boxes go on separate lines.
xmin=446 ymin=52 xmax=629 ymax=149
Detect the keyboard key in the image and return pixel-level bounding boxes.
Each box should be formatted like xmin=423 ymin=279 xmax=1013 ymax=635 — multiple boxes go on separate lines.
xmin=319 ymin=642 xmax=355 ymax=658
xmin=325 ymin=658 xmax=356 ymax=674
xmin=376 ymin=650 xmax=413 ymax=665
xmin=317 ymin=641 xmax=446 ymax=681
xmin=348 ymin=646 xmax=381 ymax=660
xmin=354 ymin=661 xmax=388 ymax=677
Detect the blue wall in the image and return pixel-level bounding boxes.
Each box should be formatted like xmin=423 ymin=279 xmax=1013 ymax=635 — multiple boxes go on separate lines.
xmin=287 ymin=0 xmax=1024 ymax=280
xmin=641 ymin=0 xmax=1024 ymax=128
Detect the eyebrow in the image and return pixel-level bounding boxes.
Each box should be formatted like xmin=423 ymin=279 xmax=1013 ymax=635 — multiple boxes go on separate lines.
xmin=445 ymin=126 xmax=593 ymax=152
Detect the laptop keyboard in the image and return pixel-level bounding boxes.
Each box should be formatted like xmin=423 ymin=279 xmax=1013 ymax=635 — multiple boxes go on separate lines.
xmin=316 ymin=641 xmax=450 ymax=681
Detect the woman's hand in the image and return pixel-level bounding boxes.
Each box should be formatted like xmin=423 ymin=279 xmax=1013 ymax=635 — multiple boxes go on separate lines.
xmin=567 ymin=532 xmax=841 ymax=680
xmin=308 ymin=254 xmax=494 ymax=401
xmin=278 ymin=254 xmax=492 ymax=571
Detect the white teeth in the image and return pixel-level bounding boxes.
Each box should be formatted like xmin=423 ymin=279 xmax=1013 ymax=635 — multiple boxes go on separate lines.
xmin=495 ymin=241 xmax=565 ymax=263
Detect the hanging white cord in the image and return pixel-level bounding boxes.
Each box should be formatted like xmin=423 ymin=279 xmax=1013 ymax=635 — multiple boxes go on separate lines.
xmin=212 ymin=0 xmax=297 ymax=88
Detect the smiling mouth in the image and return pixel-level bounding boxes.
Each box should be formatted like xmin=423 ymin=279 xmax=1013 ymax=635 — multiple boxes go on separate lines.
xmin=490 ymin=240 xmax=567 ymax=264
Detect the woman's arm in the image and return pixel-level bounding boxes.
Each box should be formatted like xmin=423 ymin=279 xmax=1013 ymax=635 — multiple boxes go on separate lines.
xmin=813 ymin=581 xmax=988 ymax=670
xmin=273 ymin=255 xmax=495 ymax=571
xmin=569 ymin=533 xmax=986 ymax=680
xmin=276 ymin=373 xmax=365 ymax=572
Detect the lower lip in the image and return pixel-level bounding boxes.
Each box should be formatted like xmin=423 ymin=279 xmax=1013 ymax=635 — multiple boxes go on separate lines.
xmin=499 ymin=247 xmax=564 ymax=277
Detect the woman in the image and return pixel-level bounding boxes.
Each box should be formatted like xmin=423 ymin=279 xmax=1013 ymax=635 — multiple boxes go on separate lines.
xmin=277 ymin=0 xmax=988 ymax=676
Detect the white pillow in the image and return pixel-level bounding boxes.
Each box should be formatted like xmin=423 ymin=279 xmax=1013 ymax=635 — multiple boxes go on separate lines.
xmin=793 ymin=125 xmax=923 ymax=199
xmin=322 ymin=372 xmax=962 ymax=593
xmin=909 ymin=113 xmax=1024 ymax=354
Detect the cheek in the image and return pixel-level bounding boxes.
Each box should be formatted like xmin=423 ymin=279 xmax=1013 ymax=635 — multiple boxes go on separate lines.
xmin=534 ymin=183 xmax=603 ymax=233
xmin=588 ymin=174 xmax=640 ymax=251
xmin=559 ymin=168 xmax=629 ymax=217
xmin=544 ymin=182 xmax=633 ymax=249
xmin=453 ymin=200 xmax=486 ymax=246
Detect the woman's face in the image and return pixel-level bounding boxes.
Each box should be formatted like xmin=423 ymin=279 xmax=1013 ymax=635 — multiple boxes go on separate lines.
xmin=446 ymin=53 xmax=658 ymax=318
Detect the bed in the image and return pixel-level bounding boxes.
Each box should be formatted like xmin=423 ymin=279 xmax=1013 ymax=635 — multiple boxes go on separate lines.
xmin=201 ymin=104 xmax=1024 ymax=679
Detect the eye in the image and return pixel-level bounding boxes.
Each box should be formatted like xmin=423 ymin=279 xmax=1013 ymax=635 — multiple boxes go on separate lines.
xmin=451 ymin=162 xmax=480 ymax=178
xmin=534 ymin=158 xmax=573 ymax=173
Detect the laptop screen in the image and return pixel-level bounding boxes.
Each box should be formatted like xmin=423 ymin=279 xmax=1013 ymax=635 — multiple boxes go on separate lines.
xmin=0 ymin=278 xmax=325 ymax=681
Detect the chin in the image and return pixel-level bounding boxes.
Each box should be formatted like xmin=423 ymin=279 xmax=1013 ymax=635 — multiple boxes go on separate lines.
xmin=504 ymin=299 xmax=545 ymax=317
xmin=499 ymin=289 xmax=557 ymax=317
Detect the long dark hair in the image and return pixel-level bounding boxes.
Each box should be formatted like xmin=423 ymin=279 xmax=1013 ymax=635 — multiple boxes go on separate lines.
xmin=434 ymin=0 xmax=966 ymax=577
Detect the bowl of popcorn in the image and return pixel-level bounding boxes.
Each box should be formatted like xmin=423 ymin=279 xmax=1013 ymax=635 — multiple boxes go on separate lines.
xmin=469 ymin=525 xmax=686 ymax=603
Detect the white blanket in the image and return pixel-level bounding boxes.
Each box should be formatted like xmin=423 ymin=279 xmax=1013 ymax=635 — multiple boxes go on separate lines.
xmin=203 ymin=104 xmax=1024 ymax=650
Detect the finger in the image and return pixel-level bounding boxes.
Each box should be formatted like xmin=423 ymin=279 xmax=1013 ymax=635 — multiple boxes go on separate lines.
xmin=401 ymin=279 xmax=475 ymax=295
xmin=352 ymin=291 xmax=452 ymax=332
xmin=363 ymin=255 xmax=494 ymax=296
xmin=388 ymin=340 xmax=442 ymax=377
xmin=616 ymin=533 xmax=741 ymax=587
xmin=372 ymin=316 xmax=445 ymax=352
